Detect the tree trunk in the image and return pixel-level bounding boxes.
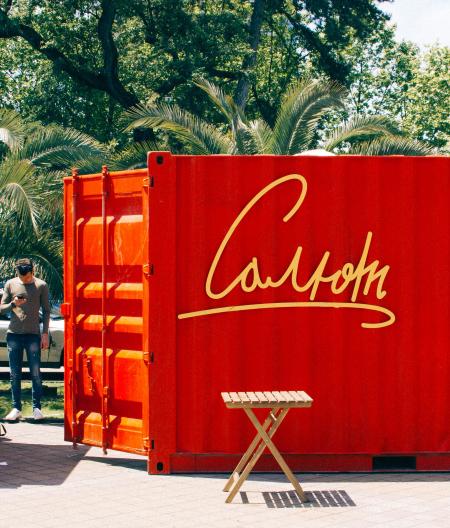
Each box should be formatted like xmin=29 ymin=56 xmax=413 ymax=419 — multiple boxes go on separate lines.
xmin=234 ymin=0 xmax=266 ymax=110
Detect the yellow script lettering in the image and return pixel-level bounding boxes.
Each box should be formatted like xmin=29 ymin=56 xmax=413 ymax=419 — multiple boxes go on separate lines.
xmin=179 ymin=174 xmax=395 ymax=329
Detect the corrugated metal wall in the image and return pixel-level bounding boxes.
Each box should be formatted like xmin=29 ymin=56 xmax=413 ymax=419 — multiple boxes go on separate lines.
xmin=64 ymin=154 xmax=450 ymax=473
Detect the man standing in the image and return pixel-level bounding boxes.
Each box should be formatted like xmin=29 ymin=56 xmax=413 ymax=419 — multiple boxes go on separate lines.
xmin=0 ymin=258 xmax=50 ymax=420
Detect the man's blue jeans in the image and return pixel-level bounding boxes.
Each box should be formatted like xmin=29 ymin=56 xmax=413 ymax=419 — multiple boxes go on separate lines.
xmin=7 ymin=333 xmax=42 ymax=411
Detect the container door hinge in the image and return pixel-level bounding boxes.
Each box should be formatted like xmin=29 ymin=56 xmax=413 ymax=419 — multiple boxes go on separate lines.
xmin=143 ymin=176 xmax=154 ymax=188
xmin=143 ymin=351 xmax=154 ymax=364
xmin=143 ymin=263 xmax=154 ymax=276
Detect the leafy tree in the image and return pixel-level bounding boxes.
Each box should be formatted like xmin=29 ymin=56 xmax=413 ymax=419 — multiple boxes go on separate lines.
xmin=0 ymin=36 xmax=123 ymax=143
xmin=0 ymin=108 xmax=104 ymax=296
xmin=401 ymin=46 xmax=449 ymax=149
xmin=0 ymin=0 xmax=391 ymax=139
xmin=0 ymin=210 xmax=64 ymax=299
xmin=341 ymin=30 xmax=449 ymax=149
xmin=123 ymin=78 xmax=432 ymax=156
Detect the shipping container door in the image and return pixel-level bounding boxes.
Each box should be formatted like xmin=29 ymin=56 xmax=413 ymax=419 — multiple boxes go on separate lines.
xmin=64 ymin=168 xmax=150 ymax=455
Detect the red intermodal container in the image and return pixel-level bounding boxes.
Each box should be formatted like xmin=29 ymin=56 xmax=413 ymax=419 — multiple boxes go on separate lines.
xmin=63 ymin=153 xmax=450 ymax=473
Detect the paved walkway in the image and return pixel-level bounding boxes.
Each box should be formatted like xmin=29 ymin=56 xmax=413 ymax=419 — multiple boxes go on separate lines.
xmin=1 ymin=421 xmax=449 ymax=528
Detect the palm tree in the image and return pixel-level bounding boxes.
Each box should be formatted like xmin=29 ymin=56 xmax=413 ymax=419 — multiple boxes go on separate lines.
xmin=0 ymin=210 xmax=64 ymax=299
xmin=122 ymin=78 xmax=432 ymax=156
xmin=0 ymin=108 xmax=105 ymax=298
xmin=73 ymin=139 xmax=162 ymax=174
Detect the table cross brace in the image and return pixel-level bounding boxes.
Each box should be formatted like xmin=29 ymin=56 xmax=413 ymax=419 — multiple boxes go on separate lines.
xmin=224 ymin=407 xmax=307 ymax=504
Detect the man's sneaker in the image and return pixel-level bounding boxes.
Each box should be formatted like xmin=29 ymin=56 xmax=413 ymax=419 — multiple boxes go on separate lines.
xmin=32 ymin=408 xmax=44 ymax=421
xmin=5 ymin=408 xmax=22 ymax=421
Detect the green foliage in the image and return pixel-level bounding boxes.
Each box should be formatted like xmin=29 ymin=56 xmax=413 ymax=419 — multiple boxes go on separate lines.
xmin=269 ymin=78 xmax=347 ymax=154
xmin=0 ymin=108 xmax=25 ymax=149
xmin=401 ymin=46 xmax=450 ymax=149
xmin=349 ymin=137 xmax=434 ymax=156
xmin=0 ymin=381 xmax=64 ymax=419
xmin=124 ymin=78 xmax=431 ymax=156
xmin=0 ymin=210 xmax=64 ymax=299
xmin=0 ymin=0 xmax=390 ymax=141
xmin=323 ymin=115 xmax=403 ymax=152
xmin=0 ymin=110 xmax=104 ymax=297
xmin=0 ymin=37 xmax=121 ymax=143
xmin=341 ymin=29 xmax=449 ymax=149
xmin=108 ymin=140 xmax=161 ymax=170
xmin=0 ymin=111 xmax=104 ymax=228
xmin=124 ymin=101 xmax=233 ymax=154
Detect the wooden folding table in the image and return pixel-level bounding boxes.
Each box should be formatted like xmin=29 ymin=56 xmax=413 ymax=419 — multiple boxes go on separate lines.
xmin=221 ymin=390 xmax=313 ymax=504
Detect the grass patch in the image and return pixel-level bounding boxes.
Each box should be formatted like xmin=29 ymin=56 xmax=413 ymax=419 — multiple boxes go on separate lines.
xmin=0 ymin=380 xmax=64 ymax=420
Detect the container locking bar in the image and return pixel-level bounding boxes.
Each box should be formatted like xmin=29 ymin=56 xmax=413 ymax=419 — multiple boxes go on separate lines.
xmin=100 ymin=165 xmax=110 ymax=454
xmin=70 ymin=168 xmax=79 ymax=448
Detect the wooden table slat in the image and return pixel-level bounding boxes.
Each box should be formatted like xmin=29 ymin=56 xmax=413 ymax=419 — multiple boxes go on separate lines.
xmin=223 ymin=390 xmax=312 ymax=407
xmin=288 ymin=391 xmax=303 ymax=402
xmin=298 ymin=391 xmax=312 ymax=403
xmin=255 ymin=391 xmax=269 ymax=402
xmin=221 ymin=392 xmax=232 ymax=403
xmin=280 ymin=390 xmax=294 ymax=402
xmin=263 ymin=391 xmax=278 ymax=403
xmin=293 ymin=391 xmax=307 ymax=402
xmin=272 ymin=391 xmax=286 ymax=403
xmin=246 ymin=391 xmax=260 ymax=403
xmin=238 ymin=392 xmax=251 ymax=403
xmin=229 ymin=391 xmax=240 ymax=403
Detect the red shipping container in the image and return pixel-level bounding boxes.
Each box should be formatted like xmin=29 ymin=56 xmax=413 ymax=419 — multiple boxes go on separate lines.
xmin=63 ymin=153 xmax=450 ymax=473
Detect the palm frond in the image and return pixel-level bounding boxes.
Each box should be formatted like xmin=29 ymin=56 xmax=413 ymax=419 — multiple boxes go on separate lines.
xmin=248 ymin=120 xmax=273 ymax=154
xmin=122 ymin=103 xmax=232 ymax=154
xmin=70 ymin=157 xmax=105 ymax=175
xmin=348 ymin=137 xmax=434 ymax=156
xmin=0 ymin=108 xmax=26 ymax=151
xmin=323 ymin=115 xmax=403 ymax=152
xmin=231 ymin=122 xmax=257 ymax=154
xmin=109 ymin=140 xmax=162 ymax=171
xmin=271 ymin=78 xmax=347 ymax=154
xmin=34 ymin=169 xmax=66 ymax=206
xmin=194 ymin=78 xmax=245 ymax=124
xmin=18 ymin=126 xmax=106 ymax=168
xmin=0 ymin=218 xmax=63 ymax=299
xmin=0 ymin=157 xmax=40 ymax=230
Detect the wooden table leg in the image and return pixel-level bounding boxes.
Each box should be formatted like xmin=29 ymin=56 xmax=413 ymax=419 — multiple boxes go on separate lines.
xmin=244 ymin=407 xmax=308 ymax=502
xmin=223 ymin=408 xmax=282 ymax=492
xmin=225 ymin=408 xmax=289 ymax=503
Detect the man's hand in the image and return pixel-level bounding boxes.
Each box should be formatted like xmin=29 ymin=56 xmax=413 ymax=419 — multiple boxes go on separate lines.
xmin=13 ymin=296 xmax=27 ymax=306
xmin=41 ymin=333 xmax=49 ymax=349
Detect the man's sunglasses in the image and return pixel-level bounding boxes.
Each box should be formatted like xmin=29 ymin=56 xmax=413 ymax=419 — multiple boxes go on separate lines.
xmin=17 ymin=265 xmax=33 ymax=275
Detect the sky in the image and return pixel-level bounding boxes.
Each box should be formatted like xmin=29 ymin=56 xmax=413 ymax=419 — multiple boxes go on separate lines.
xmin=380 ymin=0 xmax=450 ymax=47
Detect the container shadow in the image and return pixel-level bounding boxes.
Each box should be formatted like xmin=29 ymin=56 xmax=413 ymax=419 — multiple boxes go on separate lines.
xmin=69 ymin=454 xmax=450 ymax=485
xmin=85 ymin=456 xmax=147 ymax=471
xmin=0 ymin=439 xmax=89 ymax=489
xmin=173 ymin=471 xmax=450 ymax=483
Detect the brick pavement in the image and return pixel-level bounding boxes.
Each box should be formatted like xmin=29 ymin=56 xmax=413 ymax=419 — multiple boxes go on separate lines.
xmin=1 ymin=421 xmax=449 ymax=528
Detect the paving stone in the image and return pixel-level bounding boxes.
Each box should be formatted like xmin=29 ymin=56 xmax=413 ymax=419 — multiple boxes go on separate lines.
xmin=1 ymin=422 xmax=449 ymax=527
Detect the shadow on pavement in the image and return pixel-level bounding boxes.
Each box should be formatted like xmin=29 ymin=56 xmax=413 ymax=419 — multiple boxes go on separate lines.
xmin=174 ymin=471 xmax=450 ymax=483
xmin=240 ymin=489 xmax=357 ymax=508
xmin=85 ymin=456 xmax=147 ymax=471
xmin=58 ymin=454 xmax=450 ymax=484
xmin=0 ymin=437 xmax=89 ymax=489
